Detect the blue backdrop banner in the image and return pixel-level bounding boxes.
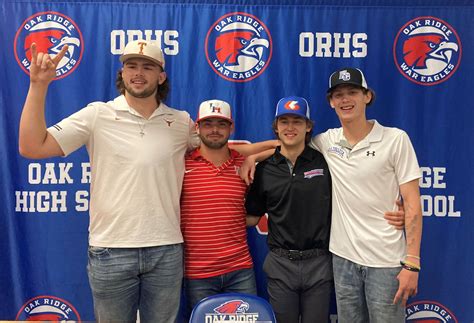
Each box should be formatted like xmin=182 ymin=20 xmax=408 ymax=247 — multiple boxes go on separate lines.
xmin=1 ymin=0 xmax=472 ymax=321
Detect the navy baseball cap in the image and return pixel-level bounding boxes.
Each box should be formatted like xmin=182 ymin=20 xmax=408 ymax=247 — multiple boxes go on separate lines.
xmin=328 ymin=67 xmax=368 ymax=92
xmin=275 ymin=96 xmax=310 ymax=120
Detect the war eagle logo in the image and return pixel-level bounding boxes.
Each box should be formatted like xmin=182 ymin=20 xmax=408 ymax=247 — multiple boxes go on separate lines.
xmin=206 ymin=12 xmax=272 ymax=82
xmin=403 ymin=29 xmax=458 ymax=74
xmin=15 ymin=295 xmax=81 ymax=321
xmin=215 ymin=30 xmax=269 ymax=69
xmin=214 ymin=300 xmax=250 ymax=314
xmin=406 ymin=300 xmax=458 ymax=323
xmin=393 ymin=16 xmax=461 ymax=86
xmin=14 ymin=12 xmax=84 ymax=80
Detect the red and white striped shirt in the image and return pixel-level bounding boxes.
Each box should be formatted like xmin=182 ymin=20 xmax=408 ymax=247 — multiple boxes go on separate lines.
xmin=181 ymin=148 xmax=253 ymax=279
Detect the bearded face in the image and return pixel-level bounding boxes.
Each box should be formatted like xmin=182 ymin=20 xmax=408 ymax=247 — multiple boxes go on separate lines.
xmin=198 ymin=118 xmax=232 ymax=149
xmin=121 ymin=58 xmax=165 ymax=99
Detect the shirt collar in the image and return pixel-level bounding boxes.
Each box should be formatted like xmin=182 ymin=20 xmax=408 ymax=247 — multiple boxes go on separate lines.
xmin=336 ymin=119 xmax=384 ymax=148
xmin=365 ymin=120 xmax=384 ymax=143
xmin=189 ymin=147 xmax=240 ymax=161
xmin=273 ymin=145 xmax=313 ymax=164
xmin=113 ymin=95 xmax=173 ymax=117
xmin=189 ymin=148 xmax=203 ymax=160
xmin=113 ymin=95 xmax=130 ymax=111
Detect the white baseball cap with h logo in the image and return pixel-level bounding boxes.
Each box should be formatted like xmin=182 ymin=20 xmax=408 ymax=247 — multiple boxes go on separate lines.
xmin=196 ymin=99 xmax=233 ymax=123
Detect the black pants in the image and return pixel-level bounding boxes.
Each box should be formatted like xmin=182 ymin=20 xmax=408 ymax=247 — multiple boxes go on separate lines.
xmin=263 ymin=250 xmax=333 ymax=323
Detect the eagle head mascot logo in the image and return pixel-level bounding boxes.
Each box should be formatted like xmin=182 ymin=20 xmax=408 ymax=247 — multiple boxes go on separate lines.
xmin=214 ymin=300 xmax=250 ymax=314
xmin=215 ymin=23 xmax=269 ymax=72
xmin=402 ymin=26 xmax=459 ymax=76
xmin=206 ymin=13 xmax=272 ymax=82
xmin=15 ymin=12 xmax=83 ymax=80
xmin=393 ymin=17 xmax=461 ymax=85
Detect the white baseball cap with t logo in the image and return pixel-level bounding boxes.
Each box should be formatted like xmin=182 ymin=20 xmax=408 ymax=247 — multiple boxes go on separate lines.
xmin=119 ymin=40 xmax=165 ymax=69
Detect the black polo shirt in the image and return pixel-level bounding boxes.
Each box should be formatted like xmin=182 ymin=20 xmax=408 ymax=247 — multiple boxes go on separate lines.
xmin=245 ymin=145 xmax=332 ymax=251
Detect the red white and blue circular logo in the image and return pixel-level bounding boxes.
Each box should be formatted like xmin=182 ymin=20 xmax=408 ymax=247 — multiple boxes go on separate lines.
xmin=393 ymin=16 xmax=461 ymax=86
xmin=16 ymin=295 xmax=81 ymax=321
xmin=14 ymin=11 xmax=84 ymax=80
xmin=406 ymin=300 xmax=457 ymax=322
xmin=205 ymin=12 xmax=272 ymax=82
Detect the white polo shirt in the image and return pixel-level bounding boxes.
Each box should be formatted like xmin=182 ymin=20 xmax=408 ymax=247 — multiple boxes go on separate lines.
xmin=310 ymin=120 xmax=421 ymax=267
xmin=48 ymin=95 xmax=199 ymax=248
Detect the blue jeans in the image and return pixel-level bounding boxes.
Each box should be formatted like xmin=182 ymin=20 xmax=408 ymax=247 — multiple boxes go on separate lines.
xmin=87 ymin=244 xmax=183 ymax=323
xmin=332 ymin=254 xmax=405 ymax=323
xmin=185 ymin=268 xmax=257 ymax=316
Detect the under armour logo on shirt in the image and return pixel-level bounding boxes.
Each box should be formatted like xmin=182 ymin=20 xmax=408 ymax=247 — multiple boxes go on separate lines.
xmin=366 ymin=151 xmax=375 ymax=156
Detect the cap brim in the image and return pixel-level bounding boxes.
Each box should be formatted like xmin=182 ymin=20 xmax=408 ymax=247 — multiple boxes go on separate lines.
xmin=327 ymin=82 xmax=366 ymax=93
xmin=120 ymin=54 xmax=164 ymax=68
xmin=275 ymin=112 xmax=309 ymax=119
xmin=196 ymin=116 xmax=233 ymax=123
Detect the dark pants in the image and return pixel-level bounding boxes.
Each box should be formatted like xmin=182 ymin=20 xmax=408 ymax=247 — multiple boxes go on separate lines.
xmin=263 ymin=250 xmax=333 ymax=323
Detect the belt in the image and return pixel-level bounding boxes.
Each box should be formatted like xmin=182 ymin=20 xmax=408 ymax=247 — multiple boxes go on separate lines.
xmin=271 ymin=248 xmax=329 ymax=261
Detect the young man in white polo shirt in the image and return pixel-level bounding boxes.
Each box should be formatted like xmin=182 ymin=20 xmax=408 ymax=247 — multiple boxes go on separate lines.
xmin=19 ymin=39 xmax=198 ymax=322
xmin=311 ymin=67 xmax=423 ymax=322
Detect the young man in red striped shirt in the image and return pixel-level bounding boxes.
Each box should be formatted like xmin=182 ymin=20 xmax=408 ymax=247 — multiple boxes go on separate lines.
xmin=180 ymin=99 xmax=257 ymax=316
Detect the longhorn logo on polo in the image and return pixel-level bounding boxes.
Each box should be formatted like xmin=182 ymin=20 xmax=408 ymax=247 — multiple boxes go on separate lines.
xmin=16 ymin=295 xmax=81 ymax=321
xmin=393 ymin=16 xmax=461 ymax=86
xmin=14 ymin=11 xmax=84 ymax=80
xmin=205 ymin=12 xmax=272 ymax=82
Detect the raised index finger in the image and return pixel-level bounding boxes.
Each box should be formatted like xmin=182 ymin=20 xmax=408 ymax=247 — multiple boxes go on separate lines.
xmin=30 ymin=43 xmax=38 ymax=64
xmin=51 ymin=44 xmax=69 ymax=65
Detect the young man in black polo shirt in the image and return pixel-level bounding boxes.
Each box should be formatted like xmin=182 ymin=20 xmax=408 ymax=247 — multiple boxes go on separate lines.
xmin=245 ymin=96 xmax=332 ymax=322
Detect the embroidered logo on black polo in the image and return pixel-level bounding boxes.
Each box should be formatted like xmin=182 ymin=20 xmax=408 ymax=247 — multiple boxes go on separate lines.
xmin=304 ymin=169 xmax=324 ymax=179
